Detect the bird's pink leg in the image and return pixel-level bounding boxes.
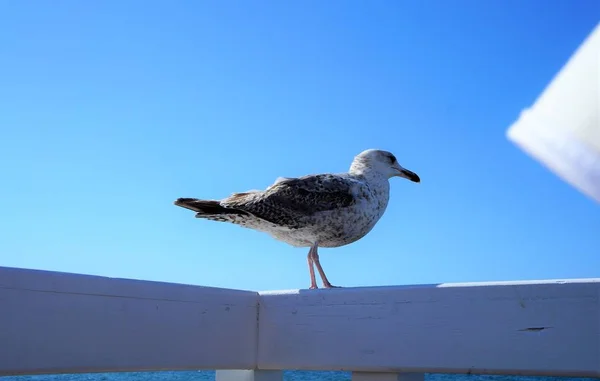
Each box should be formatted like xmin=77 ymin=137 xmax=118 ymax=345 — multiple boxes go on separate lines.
xmin=307 ymin=249 xmax=318 ymax=289
xmin=310 ymin=243 xmax=339 ymax=289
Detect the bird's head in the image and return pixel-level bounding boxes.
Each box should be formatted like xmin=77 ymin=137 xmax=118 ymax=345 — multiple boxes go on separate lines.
xmin=349 ymin=149 xmax=420 ymax=182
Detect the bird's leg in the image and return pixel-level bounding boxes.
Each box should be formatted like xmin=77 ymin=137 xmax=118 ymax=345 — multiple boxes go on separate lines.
xmin=310 ymin=243 xmax=339 ymax=288
xmin=307 ymin=248 xmax=318 ymax=289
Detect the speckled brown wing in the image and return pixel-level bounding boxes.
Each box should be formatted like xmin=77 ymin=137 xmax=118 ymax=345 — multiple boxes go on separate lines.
xmin=221 ymin=174 xmax=358 ymax=229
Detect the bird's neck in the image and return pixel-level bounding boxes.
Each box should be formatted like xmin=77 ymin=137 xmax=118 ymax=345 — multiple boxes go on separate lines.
xmin=357 ymin=171 xmax=391 ymax=214
xmin=349 ymin=164 xmax=388 ymax=184
xmin=349 ymin=167 xmax=390 ymax=199
xmin=349 ymin=163 xmax=391 ymax=215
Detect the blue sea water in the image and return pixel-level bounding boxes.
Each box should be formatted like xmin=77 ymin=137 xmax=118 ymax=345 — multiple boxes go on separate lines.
xmin=1 ymin=371 xmax=597 ymax=381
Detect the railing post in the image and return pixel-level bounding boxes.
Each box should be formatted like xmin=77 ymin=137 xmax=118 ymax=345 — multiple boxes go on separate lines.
xmin=216 ymin=370 xmax=284 ymax=381
xmin=352 ymin=372 xmax=425 ymax=381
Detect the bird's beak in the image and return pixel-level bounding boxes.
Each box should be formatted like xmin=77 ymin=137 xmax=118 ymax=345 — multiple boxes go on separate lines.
xmin=393 ymin=164 xmax=420 ymax=183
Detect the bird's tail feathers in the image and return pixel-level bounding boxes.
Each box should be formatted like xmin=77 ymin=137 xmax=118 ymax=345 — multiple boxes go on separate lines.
xmin=174 ymin=198 xmax=249 ymax=218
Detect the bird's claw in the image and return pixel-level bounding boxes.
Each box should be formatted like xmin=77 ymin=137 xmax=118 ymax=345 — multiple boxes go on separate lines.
xmin=308 ymin=284 xmax=341 ymax=290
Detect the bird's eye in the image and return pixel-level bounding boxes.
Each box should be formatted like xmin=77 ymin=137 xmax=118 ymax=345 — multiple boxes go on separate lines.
xmin=388 ymin=154 xmax=396 ymax=163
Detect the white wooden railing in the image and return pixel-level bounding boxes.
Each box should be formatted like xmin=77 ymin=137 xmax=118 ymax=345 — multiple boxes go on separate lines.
xmin=1 ymin=266 xmax=599 ymax=380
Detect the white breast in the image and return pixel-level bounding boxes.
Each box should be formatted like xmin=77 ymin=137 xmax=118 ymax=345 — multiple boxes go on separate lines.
xmin=342 ymin=177 xmax=390 ymax=241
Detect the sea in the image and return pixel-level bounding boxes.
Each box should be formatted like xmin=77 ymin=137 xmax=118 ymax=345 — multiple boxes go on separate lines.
xmin=0 ymin=371 xmax=597 ymax=381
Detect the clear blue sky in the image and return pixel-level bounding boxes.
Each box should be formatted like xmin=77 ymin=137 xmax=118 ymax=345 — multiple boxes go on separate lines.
xmin=1 ymin=1 xmax=598 ymax=291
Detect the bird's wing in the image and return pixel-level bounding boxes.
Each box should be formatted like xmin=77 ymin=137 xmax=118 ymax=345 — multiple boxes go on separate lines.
xmin=221 ymin=174 xmax=358 ymax=228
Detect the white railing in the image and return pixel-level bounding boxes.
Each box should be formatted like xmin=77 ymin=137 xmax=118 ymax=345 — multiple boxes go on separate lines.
xmin=1 ymin=266 xmax=599 ymax=380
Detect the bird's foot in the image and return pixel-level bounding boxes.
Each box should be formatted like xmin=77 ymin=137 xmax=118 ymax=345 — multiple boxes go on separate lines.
xmin=308 ymin=283 xmax=341 ymax=289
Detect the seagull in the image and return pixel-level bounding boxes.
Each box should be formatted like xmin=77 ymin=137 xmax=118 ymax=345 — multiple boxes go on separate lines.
xmin=174 ymin=149 xmax=420 ymax=289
